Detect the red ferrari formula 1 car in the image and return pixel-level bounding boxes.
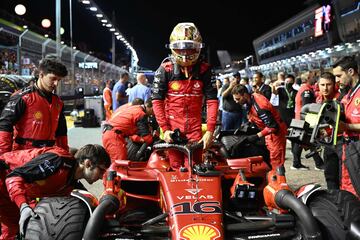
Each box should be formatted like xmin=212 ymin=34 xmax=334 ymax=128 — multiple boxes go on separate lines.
xmin=25 ymin=102 xmax=360 ymax=239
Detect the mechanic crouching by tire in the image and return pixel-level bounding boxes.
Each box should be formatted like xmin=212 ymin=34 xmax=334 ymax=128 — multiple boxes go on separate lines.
xmin=334 ymin=56 xmax=360 ymax=198
xmin=0 ymin=144 xmax=110 ymax=240
xmin=0 ymin=55 xmax=69 ymax=155
xmin=151 ymin=22 xmax=218 ymax=169
xmin=232 ymin=84 xmax=287 ymax=170
xmin=102 ymin=99 xmax=154 ymax=162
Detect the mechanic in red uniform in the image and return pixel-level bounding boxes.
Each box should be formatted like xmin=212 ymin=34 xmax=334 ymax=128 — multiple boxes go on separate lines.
xmin=334 ymin=56 xmax=360 ymax=197
xmin=316 ymin=72 xmax=340 ymax=104
xmin=0 ymin=55 xmax=69 ymax=155
xmin=103 ymin=79 xmax=113 ymax=121
xmin=102 ymin=99 xmax=154 ymax=161
xmin=231 ymin=84 xmax=287 ymax=170
xmin=316 ymin=72 xmax=341 ymax=190
xmin=292 ymin=71 xmax=324 ymax=170
xmin=0 ymin=144 xmax=110 ymax=239
xmin=151 ymin=22 xmax=218 ymax=169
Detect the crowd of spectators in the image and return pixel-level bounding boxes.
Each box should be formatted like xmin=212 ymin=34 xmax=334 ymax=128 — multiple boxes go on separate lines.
xmin=0 ymin=49 xmax=17 ymax=74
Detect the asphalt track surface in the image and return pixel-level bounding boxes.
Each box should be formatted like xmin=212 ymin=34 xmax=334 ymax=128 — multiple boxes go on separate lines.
xmin=68 ymin=126 xmax=326 ymax=198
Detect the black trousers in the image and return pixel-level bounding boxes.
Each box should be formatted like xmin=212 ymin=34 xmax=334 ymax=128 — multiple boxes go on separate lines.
xmin=291 ymin=142 xmax=324 ymax=167
xmin=323 ymin=144 xmax=341 ymax=190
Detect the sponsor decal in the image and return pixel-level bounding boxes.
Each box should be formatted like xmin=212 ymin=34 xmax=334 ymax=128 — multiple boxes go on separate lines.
xmin=248 ymin=233 xmax=281 ymax=239
xmin=176 ymin=195 xmax=214 ymax=200
xmin=171 ymin=178 xmax=213 ymax=183
xmin=170 ymin=81 xmax=181 ymax=91
xmin=193 ymin=82 xmax=200 ymax=89
xmin=172 ymin=201 xmax=221 ymax=215
xmin=185 ymin=188 xmax=202 ymax=195
xmin=34 ymin=111 xmax=43 ymax=120
xmin=355 ymin=98 xmax=360 ymax=106
xmin=351 ymin=108 xmax=360 ymax=118
xmin=4 ymin=101 xmax=16 ymax=112
xmin=180 ymin=223 xmax=220 ymax=240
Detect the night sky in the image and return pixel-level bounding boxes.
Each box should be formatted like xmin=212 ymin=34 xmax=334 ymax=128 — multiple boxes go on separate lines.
xmin=0 ymin=0 xmax=314 ymax=70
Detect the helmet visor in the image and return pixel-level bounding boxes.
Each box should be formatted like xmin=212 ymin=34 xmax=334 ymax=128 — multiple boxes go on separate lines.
xmin=169 ymin=40 xmax=204 ymax=50
xmin=172 ymin=48 xmax=200 ymax=55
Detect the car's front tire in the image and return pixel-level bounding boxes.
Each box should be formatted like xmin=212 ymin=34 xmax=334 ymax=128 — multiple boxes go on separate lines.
xmin=25 ymin=196 xmax=89 ymax=240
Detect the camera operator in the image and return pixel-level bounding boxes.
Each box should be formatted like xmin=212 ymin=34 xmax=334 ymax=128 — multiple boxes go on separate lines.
xmin=221 ymin=73 xmax=243 ymax=130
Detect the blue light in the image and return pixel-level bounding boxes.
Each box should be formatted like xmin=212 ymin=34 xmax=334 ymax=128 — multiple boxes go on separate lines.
xmin=341 ymin=2 xmax=360 ymax=17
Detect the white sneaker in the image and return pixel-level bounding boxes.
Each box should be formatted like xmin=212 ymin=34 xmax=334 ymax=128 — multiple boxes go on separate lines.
xmin=314 ymin=166 xmax=325 ymax=171
xmin=290 ymin=164 xmax=310 ymax=171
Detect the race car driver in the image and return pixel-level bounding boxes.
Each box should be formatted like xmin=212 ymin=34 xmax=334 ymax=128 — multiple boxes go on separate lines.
xmin=102 ymin=99 xmax=154 ymax=161
xmin=0 ymin=55 xmax=69 ymax=155
xmin=0 ymin=144 xmax=110 ymax=239
xmin=232 ymin=84 xmax=287 ymax=170
xmin=151 ymin=22 xmax=218 ymax=169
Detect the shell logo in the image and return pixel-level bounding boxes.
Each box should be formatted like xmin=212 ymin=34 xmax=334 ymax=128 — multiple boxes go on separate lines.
xmin=170 ymin=81 xmax=181 ymax=91
xmin=179 ymin=223 xmax=220 ymax=240
xmin=34 ymin=111 xmax=43 ymax=120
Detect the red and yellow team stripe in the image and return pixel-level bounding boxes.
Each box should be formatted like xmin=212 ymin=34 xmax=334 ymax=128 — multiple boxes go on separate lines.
xmin=180 ymin=223 xmax=220 ymax=240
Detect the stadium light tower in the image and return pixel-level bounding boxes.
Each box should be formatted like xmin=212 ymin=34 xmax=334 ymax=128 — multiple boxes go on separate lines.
xmin=56 ymin=0 xmax=61 ymax=59
xmin=14 ymin=4 xmax=26 ymax=16
xmin=79 ymin=0 xmax=139 ymax=72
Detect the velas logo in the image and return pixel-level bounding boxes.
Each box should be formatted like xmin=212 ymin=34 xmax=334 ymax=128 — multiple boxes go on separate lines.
xmin=179 ymin=223 xmax=220 ymax=240
xmin=170 ymin=81 xmax=181 ymax=91
xmin=34 ymin=111 xmax=43 ymax=120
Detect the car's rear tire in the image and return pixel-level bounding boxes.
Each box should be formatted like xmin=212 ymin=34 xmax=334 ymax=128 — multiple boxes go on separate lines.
xmin=25 ymin=196 xmax=89 ymax=240
xmin=307 ymin=190 xmax=360 ymax=240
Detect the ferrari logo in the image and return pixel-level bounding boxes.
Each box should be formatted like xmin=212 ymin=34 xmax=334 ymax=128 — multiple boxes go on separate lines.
xmin=34 ymin=111 xmax=43 ymax=120
xmin=180 ymin=224 xmax=220 ymax=240
xmin=185 ymin=188 xmax=202 ymax=195
xmin=170 ymin=82 xmax=181 ymax=91
xmin=355 ymin=98 xmax=360 ymax=106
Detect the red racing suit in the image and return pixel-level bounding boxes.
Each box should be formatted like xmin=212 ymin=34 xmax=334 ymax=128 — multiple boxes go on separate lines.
xmin=295 ymin=83 xmax=315 ymax=120
xmin=0 ymin=85 xmax=68 ymax=155
xmin=151 ymin=60 xmax=218 ymax=168
xmin=315 ymin=92 xmax=340 ymax=104
xmin=102 ymin=104 xmax=153 ymax=161
xmin=248 ymin=93 xmax=287 ymax=169
xmin=340 ymin=83 xmax=360 ymax=197
xmin=0 ymin=146 xmax=76 ymax=239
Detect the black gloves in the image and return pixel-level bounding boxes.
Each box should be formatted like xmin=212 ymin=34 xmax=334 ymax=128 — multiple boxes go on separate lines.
xmin=246 ymin=134 xmax=260 ymax=143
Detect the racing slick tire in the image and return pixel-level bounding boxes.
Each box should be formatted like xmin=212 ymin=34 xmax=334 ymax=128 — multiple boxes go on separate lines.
xmin=25 ymin=196 xmax=89 ymax=240
xmin=307 ymin=190 xmax=360 ymax=240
